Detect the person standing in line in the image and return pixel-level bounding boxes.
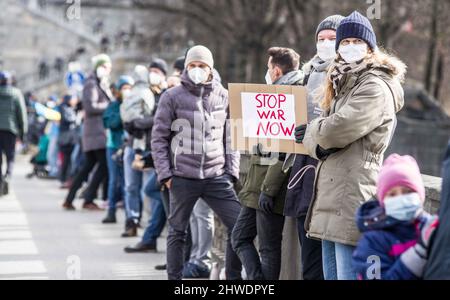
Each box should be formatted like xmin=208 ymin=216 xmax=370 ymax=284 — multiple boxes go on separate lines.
xmin=102 ymin=75 xmax=135 ymax=224
xmin=152 ymin=45 xmax=242 ymax=280
xmin=283 ymin=15 xmax=344 ymax=280
xmin=296 ymin=11 xmax=406 ymax=280
xmin=58 ymin=94 xmax=79 ymax=189
xmin=63 ymin=54 xmax=113 ymax=211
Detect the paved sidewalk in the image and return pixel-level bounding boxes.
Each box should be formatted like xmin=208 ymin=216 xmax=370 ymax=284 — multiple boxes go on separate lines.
xmin=0 ymin=155 xmax=167 ymax=280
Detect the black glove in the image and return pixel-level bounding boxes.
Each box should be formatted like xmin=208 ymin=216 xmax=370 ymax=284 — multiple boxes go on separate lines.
xmin=316 ymin=146 xmax=342 ymax=160
xmin=295 ymin=124 xmax=308 ymax=144
xmin=123 ymin=122 xmax=136 ymax=135
xmin=258 ymin=193 xmax=275 ymax=214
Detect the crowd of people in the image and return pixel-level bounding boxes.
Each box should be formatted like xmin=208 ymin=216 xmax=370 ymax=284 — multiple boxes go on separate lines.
xmin=1 ymin=11 xmax=450 ymax=280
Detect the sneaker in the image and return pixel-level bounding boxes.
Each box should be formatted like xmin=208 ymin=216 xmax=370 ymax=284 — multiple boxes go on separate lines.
xmin=0 ymin=177 xmax=9 ymax=196
xmin=82 ymin=202 xmax=103 ymax=211
xmin=155 ymin=264 xmax=167 ymax=271
xmin=62 ymin=202 xmax=76 ymax=211
xmin=182 ymin=263 xmax=211 ymax=279
xmin=124 ymin=242 xmax=157 ymax=253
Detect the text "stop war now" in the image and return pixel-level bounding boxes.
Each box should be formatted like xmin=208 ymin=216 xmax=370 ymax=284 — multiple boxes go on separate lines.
xmin=241 ymin=92 xmax=297 ymax=140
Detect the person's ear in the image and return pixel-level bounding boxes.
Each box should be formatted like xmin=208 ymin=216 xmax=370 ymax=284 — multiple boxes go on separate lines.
xmin=275 ymin=66 xmax=282 ymax=78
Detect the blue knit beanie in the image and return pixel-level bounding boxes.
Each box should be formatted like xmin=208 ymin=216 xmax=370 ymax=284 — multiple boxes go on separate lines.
xmin=115 ymin=75 xmax=135 ymax=90
xmin=336 ymin=11 xmax=377 ymax=51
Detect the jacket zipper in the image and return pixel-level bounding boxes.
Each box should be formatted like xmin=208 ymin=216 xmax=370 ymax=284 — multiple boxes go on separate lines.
xmin=198 ymin=87 xmax=206 ymax=179
xmin=173 ymin=145 xmax=179 ymax=171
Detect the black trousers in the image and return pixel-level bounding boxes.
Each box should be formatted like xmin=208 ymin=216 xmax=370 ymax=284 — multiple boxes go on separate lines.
xmin=59 ymin=144 xmax=74 ymax=183
xmin=297 ymin=215 xmax=324 ymax=280
xmin=65 ymin=149 xmax=108 ymax=204
xmin=0 ymin=130 xmax=16 ymax=178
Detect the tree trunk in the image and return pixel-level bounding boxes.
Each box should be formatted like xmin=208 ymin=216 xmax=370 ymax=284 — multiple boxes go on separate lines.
xmin=425 ymin=0 xmax=439 ymax=93
xmin=433 ymin=48 xmax=444 ymax=102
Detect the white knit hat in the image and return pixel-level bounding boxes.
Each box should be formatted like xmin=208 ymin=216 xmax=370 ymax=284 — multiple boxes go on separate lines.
xmin=185 ymin=45 xmax=214 ymax=69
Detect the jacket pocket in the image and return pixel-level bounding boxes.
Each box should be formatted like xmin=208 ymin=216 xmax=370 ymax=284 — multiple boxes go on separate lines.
xmin=244 ymin=159 xmax=269 ymax=194
xmin=315 ymin=165 xmax=348 ymax=216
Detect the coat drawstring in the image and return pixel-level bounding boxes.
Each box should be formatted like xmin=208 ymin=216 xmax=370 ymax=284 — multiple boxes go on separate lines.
xmin=287 ymin=165 xmax=317 ymax=190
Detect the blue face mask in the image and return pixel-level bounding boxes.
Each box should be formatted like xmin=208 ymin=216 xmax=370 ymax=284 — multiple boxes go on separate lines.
xmin=384 ymin=193 xmax=423 ymax=222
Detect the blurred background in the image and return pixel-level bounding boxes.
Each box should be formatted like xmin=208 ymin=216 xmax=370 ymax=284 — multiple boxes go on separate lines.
xmin=1 ymin=0 xmax=450 ymax=176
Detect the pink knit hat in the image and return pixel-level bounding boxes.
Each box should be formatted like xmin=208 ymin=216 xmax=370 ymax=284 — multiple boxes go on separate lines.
xmin=377 ymin=154 xmax=425 ymax=203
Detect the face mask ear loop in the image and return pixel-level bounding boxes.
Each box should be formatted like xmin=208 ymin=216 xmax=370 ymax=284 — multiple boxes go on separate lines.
xmin=287 ymin=165 xmax=317 ymax=190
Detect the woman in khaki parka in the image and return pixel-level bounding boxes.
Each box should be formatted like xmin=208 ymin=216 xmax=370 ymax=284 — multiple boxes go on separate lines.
xmin=295 ymin=11 xmax=407 ymax=280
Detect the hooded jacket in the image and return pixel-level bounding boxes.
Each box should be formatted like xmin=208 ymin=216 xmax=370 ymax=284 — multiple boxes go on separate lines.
xmin=352 ymin=200 xmax=430 ymax=280
xmin=239 ymin=70 xmax=303 ymax=215
xmin=151 ymin=70 xmax=240 ymax=183
xmin=303 ymin=56 xmax=406 ymax=246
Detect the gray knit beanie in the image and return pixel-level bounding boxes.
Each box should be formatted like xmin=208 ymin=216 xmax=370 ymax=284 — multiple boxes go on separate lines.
xmin=316 ymin=15 xmax=345 ymax=41
xmin=185 ymin=45 xmax=214 ymax=69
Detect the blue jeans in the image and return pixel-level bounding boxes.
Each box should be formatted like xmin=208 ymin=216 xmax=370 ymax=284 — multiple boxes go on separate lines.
xmin=47 ymin=135 xmax=59 ymax=177
xmin=123 ymin=147 xmax=146 ymax=221
xmin=322 ymin=240 xmax=357 ymax=280
xmin=141 ymin=170 xmax=167 ymax=245
xmin=106 ymin=147 xmax=124 ymax=213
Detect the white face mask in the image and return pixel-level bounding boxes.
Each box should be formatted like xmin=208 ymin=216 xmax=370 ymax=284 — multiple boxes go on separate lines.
xmin=149 ymin=72 xmax=163 ymax=86
xmin=338 ymin=43 xmax=368 ymax=64
xmin=384 ymin=193 xmax=423 ymax=222
xmin=317 ymin=40 xmax=337 ymax=62
xmin=121 ymin=89 xmax=132 ymax=100
xmin=188 ymin=67 xmax=209 ymax=85
xmin=265 ymin=70 xmax=273 ymax=85
xmin=96 ymin=66 xmax=110 ymax=79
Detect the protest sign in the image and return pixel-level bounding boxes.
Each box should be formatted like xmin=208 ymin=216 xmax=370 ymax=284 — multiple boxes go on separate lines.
xmin=229 ymin=83 xmax=308 ymax=154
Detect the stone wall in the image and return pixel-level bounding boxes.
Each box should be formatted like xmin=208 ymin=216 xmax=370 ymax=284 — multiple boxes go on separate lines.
xmin=386 ymin=116 xmax=450 ymax=177
xmin=211 ymin=156 xmax=444 ymax=279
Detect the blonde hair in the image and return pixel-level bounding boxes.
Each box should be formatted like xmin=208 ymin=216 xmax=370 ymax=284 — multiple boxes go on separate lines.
xmin=318 ymin=48 xmax=407 ymax=112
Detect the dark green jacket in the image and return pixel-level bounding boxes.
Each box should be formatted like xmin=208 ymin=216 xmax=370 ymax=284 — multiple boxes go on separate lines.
xmin=238 ymin=70 xmax=302 ymax=215
xmin=0 ymin=86 xmax=28 ymax=137
xmin=238 ymin=155 xmax=291 ymax=216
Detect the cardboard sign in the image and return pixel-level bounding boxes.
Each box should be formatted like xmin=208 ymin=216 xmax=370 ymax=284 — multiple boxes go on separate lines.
xmin=229 ymin=83 xmax=308 ymax=155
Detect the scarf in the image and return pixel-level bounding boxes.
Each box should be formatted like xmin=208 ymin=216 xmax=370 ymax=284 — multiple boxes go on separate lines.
xmin=329 ymin=58 xmax=373 ymax=95
xmin=99 ymin=77 xmax=113 ymax=100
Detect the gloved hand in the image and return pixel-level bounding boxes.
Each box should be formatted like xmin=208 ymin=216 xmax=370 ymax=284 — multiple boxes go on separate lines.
xmin=316 ymin=146 xmax=342 ymax=160
xmin=400 ymin=215 xmax=439 ymax=277
xmin=123 ymin=122 xmax=137 ymax=135
xmin=416 ymin=215 xmax=439 ymax=257
xmin=258 ymin=193 xmax=275 ymax=214
xmin=295 ymin=125 xmax=308 ymax=144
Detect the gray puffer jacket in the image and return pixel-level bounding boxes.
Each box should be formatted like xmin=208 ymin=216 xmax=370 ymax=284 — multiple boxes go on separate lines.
xmin=151 ymin=70 xmax=240 ymax=183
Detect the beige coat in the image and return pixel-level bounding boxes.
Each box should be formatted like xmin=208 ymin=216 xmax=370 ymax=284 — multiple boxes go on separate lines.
xmin=303 ymin=65 xmax=405 ymax=246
